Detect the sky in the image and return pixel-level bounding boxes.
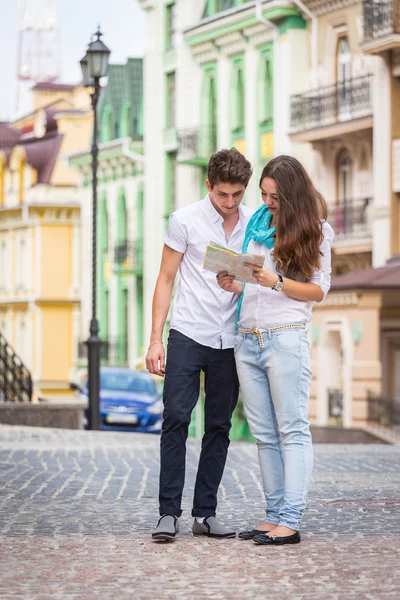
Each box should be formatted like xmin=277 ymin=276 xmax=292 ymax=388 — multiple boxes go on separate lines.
xmin=0 ymin=0 xmax=146 ymax=121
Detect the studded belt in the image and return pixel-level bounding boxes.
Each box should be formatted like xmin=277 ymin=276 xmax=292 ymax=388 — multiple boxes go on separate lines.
xmin=238 ymin=324 xmax=306 ymax=348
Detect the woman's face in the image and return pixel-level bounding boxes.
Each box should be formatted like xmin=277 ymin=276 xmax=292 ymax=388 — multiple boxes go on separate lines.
xmin=260 ymin=177 xmax=279 ymax=216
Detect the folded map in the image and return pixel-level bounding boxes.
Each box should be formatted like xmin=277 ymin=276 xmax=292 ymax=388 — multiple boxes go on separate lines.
xmin=203 ymin=241 xmax=265 ymax=284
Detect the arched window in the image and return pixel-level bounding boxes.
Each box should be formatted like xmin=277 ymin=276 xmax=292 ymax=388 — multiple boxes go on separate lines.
xmin=119 ymin=102 xmax=131 ymax=138
xmin=101 ymin=105 xmax=113 ymax=143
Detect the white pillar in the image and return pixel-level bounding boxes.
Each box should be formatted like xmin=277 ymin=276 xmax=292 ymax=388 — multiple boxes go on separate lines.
xmin=372 ymin=53 xmax=391 ymax=267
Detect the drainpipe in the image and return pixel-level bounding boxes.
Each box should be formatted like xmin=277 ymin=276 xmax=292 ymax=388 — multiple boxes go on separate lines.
xmin=291 ymin=0 xmax=318 ymax=88
xmin=255 ymin=0 xmax=278 ymax=32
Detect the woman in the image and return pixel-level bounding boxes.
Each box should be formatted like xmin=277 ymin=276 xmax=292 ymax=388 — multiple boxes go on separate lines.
xmin=217 ymin=155 xmax=333 ymax=546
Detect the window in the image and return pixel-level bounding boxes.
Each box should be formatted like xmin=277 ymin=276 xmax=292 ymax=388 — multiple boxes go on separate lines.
xmin=165 ymin=2 xmax=177 ymax=50
xmin=337 ymin=37 xmax=351 ymax=119
xmin=201 ymin=63 xmax=218 ymax=154
xmin=166 ymin=71 xmax=176 ymax=128
xmin=119 ymin=102 xmax=131 ymax=138
xmin=0 ymin=241 xmax=6 ymax=290
xmin=230 ymin=55 xmax=245 ymax=151
xmin=337 ymin=150 xmax=352 ymax=201
xmin=165 ymin=152 xmax=177 ymax=226
xmin=101 ymin=105 xmax=113 ymax=143
xmin=203 ymin=0 xmax=242 ymax=17
xmin=16 ymin=237 xmax=26 ymax=290
xmin=337 ymin=37 xmax=351 ymax=85
xmin=258 ymin=46 xmax=274 ymax=160
xmin=0 ymin=156 xmax=5 ymax=207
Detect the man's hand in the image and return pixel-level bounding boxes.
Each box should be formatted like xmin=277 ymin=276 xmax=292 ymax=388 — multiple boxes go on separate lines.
xmin=244 ymin=263 xmax=280 ymax=288
xmin=216 ymin=271 xmax=243 ymax=294
xmin=146 ymin=341 xmax=165 ymax=377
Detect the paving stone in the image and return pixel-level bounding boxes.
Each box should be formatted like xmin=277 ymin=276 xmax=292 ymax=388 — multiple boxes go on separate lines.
xmin=0 ymin=425 xmax=399 ymax=599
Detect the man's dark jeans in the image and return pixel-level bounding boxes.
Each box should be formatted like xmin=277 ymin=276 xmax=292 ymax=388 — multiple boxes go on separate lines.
xmin=159 ymin=329 xmax=239 ymax=518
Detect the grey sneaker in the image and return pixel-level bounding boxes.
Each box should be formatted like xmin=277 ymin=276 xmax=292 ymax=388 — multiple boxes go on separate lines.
xmin=152 ymin=514 xmax=179 ymax=542
xmin=192 ymin=517 xmax=236 ymax=539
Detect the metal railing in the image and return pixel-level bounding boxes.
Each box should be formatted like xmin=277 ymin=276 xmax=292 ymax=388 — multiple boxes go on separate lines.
xmin=367 ymin=391 xmax=400 ymax=426
xmin=329 ymin=197 xmax=373 ymax=240
xmin=177 ymin=125 xmax=217 ymax=164
xmin=363 ymin=1 xmax=400 ymax=39
xmin=113 ymin=239 xmax=143 ymax=273
xmin=78 ymin=337 xmax=129 ymax=367
xmin=328 ymin=388 xmax=344 ymax=421
xmin=290 ymin=75 xmax=373 ymax=133
xmin=0 ymin=332 xmax=33 ymax=402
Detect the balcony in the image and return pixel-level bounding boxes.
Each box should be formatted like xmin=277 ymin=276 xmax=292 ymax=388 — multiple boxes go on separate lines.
xmin=78 ymin=336 xmax=129 ymax=367
xmin=177 ymin=126 xmax=217 ymax=166
xmin=113 ymin=240 xmax=143 ymax=275
xmin=362 ymin=0 xmax=400 ymax=53
xmin=290 ymin=75 xmax=373 ymax=143
xmin=329 ymin=197 xmax=373 ymax=246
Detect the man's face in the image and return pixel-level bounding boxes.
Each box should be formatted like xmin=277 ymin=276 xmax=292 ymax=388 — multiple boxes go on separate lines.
xmin=206 ymin=180 xmax=246 ymax=217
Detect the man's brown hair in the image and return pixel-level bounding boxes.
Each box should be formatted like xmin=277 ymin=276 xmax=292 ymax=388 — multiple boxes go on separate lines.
xmin=207 ymin=148 xmax=253 ymax=188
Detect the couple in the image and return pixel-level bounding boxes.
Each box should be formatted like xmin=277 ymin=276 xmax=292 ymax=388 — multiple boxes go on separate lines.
xmin=146 ymin=149 xmax=333 ymax=546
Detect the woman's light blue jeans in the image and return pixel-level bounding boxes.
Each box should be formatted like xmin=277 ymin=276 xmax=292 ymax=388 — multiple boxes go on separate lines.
xmin=235 ymin=326 xmax=313 ymax=531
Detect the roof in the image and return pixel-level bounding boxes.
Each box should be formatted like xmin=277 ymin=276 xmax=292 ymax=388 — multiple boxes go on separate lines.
xmin=22 ymin=133 xmax=63 ymax=184
xmin=97 ymin=58 xmax=143 ymax=141
xmin=331 ymin=255 xmax=400 ymax=290
xmin=32 ymin=82 xmax=77 ymax=92
xmin=0 ymin=122 xmax=22 ymax=154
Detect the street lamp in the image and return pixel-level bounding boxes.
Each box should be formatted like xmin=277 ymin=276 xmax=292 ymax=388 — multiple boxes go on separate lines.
xmin=80 ymin=27 xmax=111 ymax=430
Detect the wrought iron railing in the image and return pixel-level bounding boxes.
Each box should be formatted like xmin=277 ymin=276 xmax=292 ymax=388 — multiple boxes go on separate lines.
xmin=290 ymin=75 xmax=373 ymax=133
xmin=367 ymin=391 xmax=400 ymax=426
xmin=328 ymin=388 xmax=344 ymax=421
xmin=177 ymin=125 xmax=217 ymax=164
xmin=329 ymin=197 xmax=373 ymax=240
xmin=113 ymin=239 xmax=143 ymax=273
xmin=363 ymin=1 xmax=400 ymax=39
xmin=0 ymin=332 xmax=33 ymax=402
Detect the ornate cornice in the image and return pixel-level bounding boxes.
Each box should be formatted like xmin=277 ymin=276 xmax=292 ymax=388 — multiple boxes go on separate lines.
xmin=303 ymin=0 xmax=360 ymax=17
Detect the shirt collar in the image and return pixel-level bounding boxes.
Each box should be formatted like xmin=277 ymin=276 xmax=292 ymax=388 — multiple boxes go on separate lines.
xmin=203 ymin=193 xmax=245 ymax=227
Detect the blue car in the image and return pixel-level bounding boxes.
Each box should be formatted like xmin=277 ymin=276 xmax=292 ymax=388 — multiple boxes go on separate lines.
xmin=76 ymin=367 xmax=163 ymax=433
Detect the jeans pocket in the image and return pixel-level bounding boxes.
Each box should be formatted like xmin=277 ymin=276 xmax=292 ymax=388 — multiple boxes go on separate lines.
xmin=272 ymin=331 xmax=300 ymax=354
xmin=234 ymin=334 xmax=244 ymax=355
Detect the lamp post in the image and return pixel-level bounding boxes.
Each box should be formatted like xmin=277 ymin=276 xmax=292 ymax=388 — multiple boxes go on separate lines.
xmin=80 ymin=27 xmax=111 ymax=430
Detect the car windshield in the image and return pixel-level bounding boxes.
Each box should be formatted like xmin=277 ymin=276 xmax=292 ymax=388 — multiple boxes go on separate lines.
xmin=100 ymin=372 xmax=156 ymax=394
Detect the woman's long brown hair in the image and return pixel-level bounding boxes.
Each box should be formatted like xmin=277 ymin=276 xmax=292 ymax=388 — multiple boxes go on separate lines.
xmin=260 ymin=155 xmax=328 ymax=280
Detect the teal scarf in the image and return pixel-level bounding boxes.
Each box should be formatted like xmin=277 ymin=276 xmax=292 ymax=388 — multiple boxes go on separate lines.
xmin=235 ymin=204 xmax=276 ymax=329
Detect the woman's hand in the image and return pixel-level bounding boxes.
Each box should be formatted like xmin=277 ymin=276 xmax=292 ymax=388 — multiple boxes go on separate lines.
xmin=216 ymin=271 xmax=243 ymax=294
xmin=244 ymin=263 xmax=279 ymax=288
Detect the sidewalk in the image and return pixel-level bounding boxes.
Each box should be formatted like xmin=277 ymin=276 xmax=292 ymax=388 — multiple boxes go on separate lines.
xmin=0 ymin=425 xmax=399 ymax=600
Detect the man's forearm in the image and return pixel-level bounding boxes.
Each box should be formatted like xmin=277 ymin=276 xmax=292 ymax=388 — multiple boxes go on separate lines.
xmin=150 ymin=276 xmax=175 ymax=343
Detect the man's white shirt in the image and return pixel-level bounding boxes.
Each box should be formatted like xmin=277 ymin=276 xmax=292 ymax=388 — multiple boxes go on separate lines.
xmin=164 ymin=194 xmax=253 ymax=349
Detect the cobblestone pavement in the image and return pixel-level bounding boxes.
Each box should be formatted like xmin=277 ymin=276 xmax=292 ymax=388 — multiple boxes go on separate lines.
xmin=0 ymin=425 xmax=399 ymax=600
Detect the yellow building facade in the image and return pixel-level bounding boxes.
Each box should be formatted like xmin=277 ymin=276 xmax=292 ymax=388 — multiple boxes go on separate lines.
xmin=0 ymin=83 xmax=93 ymax=399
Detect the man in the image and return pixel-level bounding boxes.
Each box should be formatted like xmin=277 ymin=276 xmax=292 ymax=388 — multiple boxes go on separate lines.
xmin=146 ymin=148 xmax=253 ymax=542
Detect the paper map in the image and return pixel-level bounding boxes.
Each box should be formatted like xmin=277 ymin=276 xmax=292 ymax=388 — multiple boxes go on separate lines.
xmin=203 ymin=242 xmax=265 ymax=284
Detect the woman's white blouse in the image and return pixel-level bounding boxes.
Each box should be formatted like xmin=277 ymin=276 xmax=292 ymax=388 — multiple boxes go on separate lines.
xmin=238 ymin=221 xmax=334 ymax=329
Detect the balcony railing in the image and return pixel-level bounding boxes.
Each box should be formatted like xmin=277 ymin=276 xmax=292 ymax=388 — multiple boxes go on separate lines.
xmin=177 ymin=125 xmax=217 ymax=166
xmin=329 ymin=197 xmax=372 ymax=241
xmin=290 ymin=75 xmax=373 ymax=134
xmin=363 ymin=1 xmax=400 ymax=39
xmin=367 ymin=391 xmax=400 ymax=426
xmin=78 ymin=336 xmax=129 ymax=367
xmin=113 ymin=239 xmax=143 ymax=274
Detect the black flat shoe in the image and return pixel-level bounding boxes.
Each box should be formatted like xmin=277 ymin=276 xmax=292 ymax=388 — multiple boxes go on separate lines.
xmin=253 ymin=531 xmax=301 ymax=546
xmin=238 ymin=529 xmax=273 ymax=540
